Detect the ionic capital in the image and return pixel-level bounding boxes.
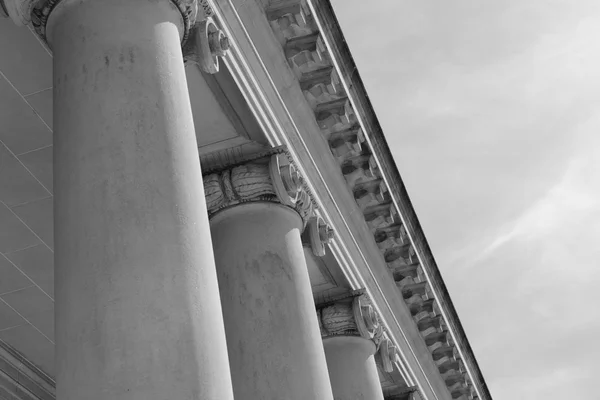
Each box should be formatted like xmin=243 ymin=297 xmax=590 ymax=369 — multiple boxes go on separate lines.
xmin=0 ymin=0 xmax=33 ymax=26
xmin=183 ymin=15 xmax=230 ymax=73
xmin=203 ymin=148 xmax=316 ymax=226
xmin=1 ymin=0 xmax=228 ymax=68
xmin=318 ymin=294 xmax=383 ymax=342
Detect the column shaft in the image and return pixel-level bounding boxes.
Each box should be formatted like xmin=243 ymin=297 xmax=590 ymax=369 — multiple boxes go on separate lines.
xmin=323 ymin=336 xmax=385 ymax=400
xmin=210 ymin=202 xmax=334 ymax=400
xmin=50 ymin=0 xmax=234 ymax=399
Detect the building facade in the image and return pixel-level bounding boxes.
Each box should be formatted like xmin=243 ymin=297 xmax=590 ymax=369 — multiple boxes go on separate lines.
xmin=0 ymin=0 xmax=492 ymax=399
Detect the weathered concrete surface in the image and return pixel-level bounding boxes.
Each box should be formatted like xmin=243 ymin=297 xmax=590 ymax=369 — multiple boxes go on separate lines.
xmin=323 ymin=336 xmax=384 ymax=400
xmin=49 ymin=0 xmax=234 ymax=399
xmin=211 ymin=202 xmax=334 ymax=400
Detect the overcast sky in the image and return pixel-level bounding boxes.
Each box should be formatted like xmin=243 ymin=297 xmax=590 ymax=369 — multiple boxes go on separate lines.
xmin=331 ymin=1 xmax=600 ymax=399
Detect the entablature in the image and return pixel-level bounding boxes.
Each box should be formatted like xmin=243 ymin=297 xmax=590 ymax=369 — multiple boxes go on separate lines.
xmin=204 ymin=0 xmax=492 ymax=399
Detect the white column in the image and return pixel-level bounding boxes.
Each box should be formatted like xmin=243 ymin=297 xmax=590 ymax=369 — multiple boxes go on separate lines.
xmin=319 ymin=294 xmax=389 ymax=400
xmin=323 ymin=336 xmax=384 ymax=400
xmin=46 ymin=0 xmax=234 ymax=398
xmin=204 ymin=152 xmax=335 ymax=400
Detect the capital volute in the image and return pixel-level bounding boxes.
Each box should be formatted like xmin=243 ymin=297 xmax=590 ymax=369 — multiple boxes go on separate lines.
xmin=318 ymin=294 xmax=382 ymax=341
xmin=301 ymin=216 xmax=334 ymax=257
xmin=183 ymin=15 xmax=230 ymax=74
xmin=203 ymin=147 xmax=317 ymax=226
xmin=379 ymin=337 xmax=399 ymax=373
xmin=1 ymin=0 xmax=229 ymax=65
xmin=1 ymin=0 xmax=29 ymax=25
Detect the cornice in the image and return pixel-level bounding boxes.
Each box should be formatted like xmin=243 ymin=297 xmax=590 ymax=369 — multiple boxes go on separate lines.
xmin=301 ymin=1 xmax=492 ymax=399
xmin=205 ymin=1 xmax=446 ymax=398
xmin=319 ymin=294 xmax=383 ymax=340
xmin=2 ymin=0 xmax=200 ymax=42
xmin=385 ymin=386 xmax=420 ymax=400
xmin=205 ymin=1 xmax=491 ymax=400
xmin=301 ymin=215 xmax=335 ymax=257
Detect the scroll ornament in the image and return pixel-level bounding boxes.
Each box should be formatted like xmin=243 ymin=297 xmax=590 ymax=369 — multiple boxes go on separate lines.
xmin=320 ymin=294 xmax=382 ymax=340
xmin=379 ymin=337 xmax=399 ymax=373
xmin=319 ymin=294 xmax=398 ymax=372
xmin=204 ymin=153 xmax=315 ymax=225
xmin=302 ymin=216 xmax=335 ymax=257
xmin=1 ymin=0 xmax=228 ymax=66
xmin=2 ymin=0 xmax=201 ymax=29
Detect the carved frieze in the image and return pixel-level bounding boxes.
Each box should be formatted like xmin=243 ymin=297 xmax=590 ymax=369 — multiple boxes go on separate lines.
xmin=203 ymin=147 xmax=318 ymax=226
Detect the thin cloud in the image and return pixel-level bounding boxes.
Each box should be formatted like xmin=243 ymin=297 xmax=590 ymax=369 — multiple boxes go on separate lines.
xmin=331 ymin=1 xmax=600 ymax=399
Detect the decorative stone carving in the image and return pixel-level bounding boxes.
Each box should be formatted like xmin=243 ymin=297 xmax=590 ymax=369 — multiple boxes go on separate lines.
xmin=427 ymin=330 xmax=451 ymax=353
xmin=379 ymin=337 xmax=398 ymax=373
xmin=0 ymin=1 xmax=8 ymax=18
xmin=418 ymin=315 xmax=445 ymax=338
xmin=301 ymin=216 xmax=334 ymax=257
xmin=321 ymin=302 xmax=355 ymax=334
xmin=2 ymin=0 xmax=219 ymax=49
xmin=197 ymin=0 xmax=213 ymax=18
xmin=364 ymin=204 xmax=399 ymax=232
xmin=266 ymin=1 xmax=315 ymax=43
xmin=384 ymin=386 xmax=419 ymax=400
xmin=399 ymin=281 xmax=431 ymax=305
xmin=354 ymin=180 xmax=388 ymax=209
xmin=441 ymin=359 xmax=465 ymax=381
xmin=375 ymin=225 xmax=409 ymax=253
xmin=392 ymin=263 xmax=423 ymax=282
xmin=203 ymin=148 xmax=316 ymax=225
xmin=265 ymin=3 xmax=483 ymax=398
xmin=170 ymin=0 xmax=201 ymax=44
xmin=318 ymin=292 xmax=388 ymax=360
xmin=0 ymin=0 xmax=34 ymax=25
xmin=319 ymin=294 xmax=382 ymax=340
xmin=183 ymin=16 xmax=230 ymax=73
xmin=341 ymin=155 xmax=379 ymax=187
xmin=328 ymin=126 xmax=364 ymax=161
xmin=315 ymin=98 xmax=356 ymax=135
xmin=386 ymin=243 xmax=418 ymax=269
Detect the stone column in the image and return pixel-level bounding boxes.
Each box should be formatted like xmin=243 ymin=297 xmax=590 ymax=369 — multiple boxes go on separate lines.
xmin=5 ymin=0 xmax=236 ymax=399
xmin=319 ymin=294 xmax=393 ymax=400
xmin=204 ymin=150 xmax=335 ymax=400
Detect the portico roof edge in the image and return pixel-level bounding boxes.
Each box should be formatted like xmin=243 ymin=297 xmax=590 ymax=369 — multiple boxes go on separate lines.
xmin=208 ymin=0 xmax=493 ymax=399
xmin=306 ymin=1 xmax=493 ymax=399
xmin=208 ymin=1 xmax=447 ymax=399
